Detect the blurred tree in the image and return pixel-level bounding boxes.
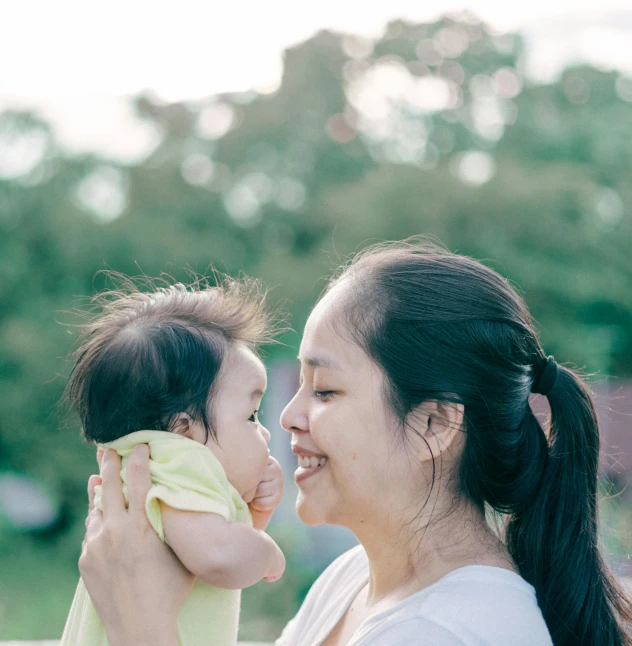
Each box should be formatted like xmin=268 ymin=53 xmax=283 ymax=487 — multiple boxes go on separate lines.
xmin=1 ymin=12 xmax=632 ymax=640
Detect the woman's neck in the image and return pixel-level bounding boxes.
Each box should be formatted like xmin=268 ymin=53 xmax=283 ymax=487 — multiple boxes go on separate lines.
xmin=352 ymin=496 xmax=516 ymax=607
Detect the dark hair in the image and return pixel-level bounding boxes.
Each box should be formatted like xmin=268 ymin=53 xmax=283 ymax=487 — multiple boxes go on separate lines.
xmin=62 ymin=271 xmax=282 ymax=445
xmin=326 ymin=238 xmax=632 ymax=646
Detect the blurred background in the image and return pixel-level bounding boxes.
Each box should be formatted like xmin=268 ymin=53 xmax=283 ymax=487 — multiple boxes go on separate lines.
xmin=1 ymin=1 xmax=632 ymax=641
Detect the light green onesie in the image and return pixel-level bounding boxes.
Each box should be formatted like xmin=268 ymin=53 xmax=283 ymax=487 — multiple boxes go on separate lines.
xmin=61 ymin=430 xmax=252 ymax=646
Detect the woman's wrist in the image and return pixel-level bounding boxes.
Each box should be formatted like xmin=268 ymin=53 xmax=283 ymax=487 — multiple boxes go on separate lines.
xmin=101 ymin=602 xmax=179 ymax=646
xmin=106 ymin=622 xmax=178 ymax=646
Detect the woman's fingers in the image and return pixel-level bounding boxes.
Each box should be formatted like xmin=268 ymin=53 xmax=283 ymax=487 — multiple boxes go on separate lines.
xmin=84 ymin=505 xmax=103 ymax=536
xmin=126 ymin=444 xmax=152 ymax=516
xmin=87 ymin=474 xmax=102 ymax=514
xmin=100 ymin=449 xmax=126 ymax=521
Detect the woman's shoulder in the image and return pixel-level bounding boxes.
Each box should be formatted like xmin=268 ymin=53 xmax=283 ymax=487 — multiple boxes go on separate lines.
xmin=362 ymin=565 xmax=552 ymax=646
xmin=278 ymin=554 xmax=553 ymax=646
xmin=420 ymin=564 xmax=542 ymax=611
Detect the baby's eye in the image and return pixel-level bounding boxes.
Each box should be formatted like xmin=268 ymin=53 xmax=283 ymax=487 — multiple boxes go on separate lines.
xmin=249 ymin=409 xmax=261 ymax=423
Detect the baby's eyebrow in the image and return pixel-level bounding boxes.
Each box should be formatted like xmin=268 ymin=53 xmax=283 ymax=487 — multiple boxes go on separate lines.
xmin=250 ymin=388 xmax=265 ymax=399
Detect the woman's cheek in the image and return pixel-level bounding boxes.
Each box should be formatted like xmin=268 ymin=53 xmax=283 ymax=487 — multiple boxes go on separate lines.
xmin=308 ymin=411 xmax=329 ymax=446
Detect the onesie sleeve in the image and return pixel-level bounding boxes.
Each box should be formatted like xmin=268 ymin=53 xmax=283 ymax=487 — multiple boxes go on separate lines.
xmin=94 ymin=433 xmax=236 ymax=546
xmin=144 ymin=441 xmax=233 ymax=544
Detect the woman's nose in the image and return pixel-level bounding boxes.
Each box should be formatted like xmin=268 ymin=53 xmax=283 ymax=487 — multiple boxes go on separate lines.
xmin=280 ymin=393 xmax=308 ymax=434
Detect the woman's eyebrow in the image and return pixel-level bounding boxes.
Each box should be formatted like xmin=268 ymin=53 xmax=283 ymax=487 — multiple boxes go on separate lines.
xmin=297 ymin=356 xmax=342 ymax=371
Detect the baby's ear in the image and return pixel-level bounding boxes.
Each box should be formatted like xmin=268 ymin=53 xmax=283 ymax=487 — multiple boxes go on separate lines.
xmin=170 ymin=412 xmax=195 ymax=437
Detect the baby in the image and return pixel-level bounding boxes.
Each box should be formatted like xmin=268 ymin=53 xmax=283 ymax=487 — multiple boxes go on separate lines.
xmin=60 ymin=273 xmax=286 ymax=646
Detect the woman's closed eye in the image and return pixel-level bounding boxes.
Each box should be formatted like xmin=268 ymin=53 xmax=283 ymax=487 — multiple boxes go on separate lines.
xmin=314 ymin=390 xmax=335 ymax=402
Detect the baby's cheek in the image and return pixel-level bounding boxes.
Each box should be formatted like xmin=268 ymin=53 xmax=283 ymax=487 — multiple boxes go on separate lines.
xmin=258 ymin=444 xmax=270 ymax=473
xmin=245 ymin=466 xmax=264 ymax=501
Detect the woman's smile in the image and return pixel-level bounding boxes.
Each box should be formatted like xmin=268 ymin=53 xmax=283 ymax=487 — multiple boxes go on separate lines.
xmin=292 ymin=445 xmax=329 ymax=483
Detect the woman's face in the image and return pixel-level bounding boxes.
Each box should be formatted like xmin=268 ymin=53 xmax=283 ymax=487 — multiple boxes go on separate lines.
xmin=280 ymin=284 xmax=427 ymax=530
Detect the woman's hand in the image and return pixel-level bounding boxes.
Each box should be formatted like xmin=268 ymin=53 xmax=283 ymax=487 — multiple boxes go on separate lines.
xmin=249 ymin=455 xmax=284 ymax=531
xmin=80 ymin=445 xmax=195 ymax=646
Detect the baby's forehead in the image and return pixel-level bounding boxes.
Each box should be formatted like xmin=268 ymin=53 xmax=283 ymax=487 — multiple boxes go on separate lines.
xmin=222 ymin=343 xmax=267 ymax=389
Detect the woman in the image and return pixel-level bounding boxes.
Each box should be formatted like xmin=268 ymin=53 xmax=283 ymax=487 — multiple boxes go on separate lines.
xmin=80 ymin=240 xmax=632 ymax=645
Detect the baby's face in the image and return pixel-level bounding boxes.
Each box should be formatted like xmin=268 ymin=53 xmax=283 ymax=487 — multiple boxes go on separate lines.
xmin=202 ymin=344 xmax=271 ymax=502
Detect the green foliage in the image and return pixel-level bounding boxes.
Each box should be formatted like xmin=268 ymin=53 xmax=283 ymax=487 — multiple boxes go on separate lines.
xmin=1 ymin=12 xmax=631 ymax=639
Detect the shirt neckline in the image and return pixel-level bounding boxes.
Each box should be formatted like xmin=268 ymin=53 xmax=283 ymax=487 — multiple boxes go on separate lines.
xmin=316 ymin=551 xmax=533 ymax=646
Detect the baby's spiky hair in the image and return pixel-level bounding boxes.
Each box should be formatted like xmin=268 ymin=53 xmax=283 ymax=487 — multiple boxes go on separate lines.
xmin=62 ymin=269 xmax=285 ymax=444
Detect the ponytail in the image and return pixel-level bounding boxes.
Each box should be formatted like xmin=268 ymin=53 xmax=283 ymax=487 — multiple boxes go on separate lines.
xmin=506 ymin=365 xmax=632 ymax=645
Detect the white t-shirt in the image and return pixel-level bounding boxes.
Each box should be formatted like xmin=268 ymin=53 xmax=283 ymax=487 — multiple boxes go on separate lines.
xmin=276 ymin=545 xmax=553 ymax=645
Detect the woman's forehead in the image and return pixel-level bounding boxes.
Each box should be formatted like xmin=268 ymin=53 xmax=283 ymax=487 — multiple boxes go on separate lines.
xmin=300 ymin=297 xmax=367 ymax=372
xmin=303 ymin=285 xmax=346 ymax=337
xmin=297 ymin=355 xmax=343 ymax=371
xmin=301 ymin=299 xmax=341 ymax=357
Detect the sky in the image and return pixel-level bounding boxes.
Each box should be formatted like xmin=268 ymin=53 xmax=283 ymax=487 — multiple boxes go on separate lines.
xmin=2 ymin=1 xmax=631 ymax=160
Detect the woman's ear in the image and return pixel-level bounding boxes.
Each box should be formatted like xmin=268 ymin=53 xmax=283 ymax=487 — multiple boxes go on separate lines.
xmin=409 ymin=400 xmax=465 ymax=463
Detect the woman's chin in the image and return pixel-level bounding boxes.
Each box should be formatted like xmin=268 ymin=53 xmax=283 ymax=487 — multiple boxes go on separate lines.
xmin=295 ymin=493 xmax=327 ymax=526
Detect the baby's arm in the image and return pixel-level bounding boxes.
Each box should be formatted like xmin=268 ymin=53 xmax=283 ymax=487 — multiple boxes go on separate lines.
xmin=160 ymin=502 xmax=285 ymax=589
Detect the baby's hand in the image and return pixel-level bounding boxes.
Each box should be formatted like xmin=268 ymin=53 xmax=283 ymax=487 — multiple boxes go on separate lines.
xmin=250 ymin=456 xmax=284 ymax=512
xmin=249 ymin=456 xmax=284 ymax=531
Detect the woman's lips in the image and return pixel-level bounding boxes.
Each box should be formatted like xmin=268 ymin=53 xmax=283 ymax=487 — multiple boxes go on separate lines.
xmin=292 ymin=446 xmax=328 ymax=483
xmin=295 ymin=461 xmax=327 ymax=483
